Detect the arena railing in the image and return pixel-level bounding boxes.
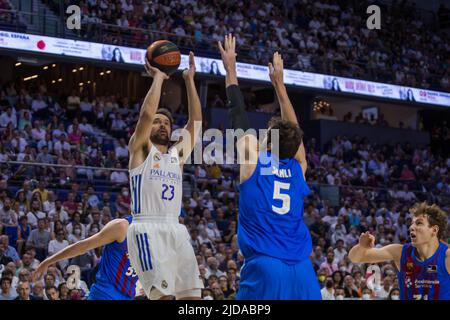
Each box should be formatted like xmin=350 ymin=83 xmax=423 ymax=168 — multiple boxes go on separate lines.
xmin=1 ymin=160 xmax=448 ymax=205
xmin=0 ymin=8 xmax=447 ymax=92
xmin=0 ymin=160 xmax=197 ymax=193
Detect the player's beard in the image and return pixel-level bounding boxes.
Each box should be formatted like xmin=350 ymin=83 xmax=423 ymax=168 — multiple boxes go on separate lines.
xmin=150 ymin=128 xmax=170 ymax=146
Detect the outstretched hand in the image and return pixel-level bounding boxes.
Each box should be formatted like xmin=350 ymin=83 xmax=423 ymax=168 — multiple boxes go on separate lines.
xmin=218 ymin=34 xmax=237 ymax=73
xmin=268 ymin=52 xmax=284 ymax=86
xmin=144 ymin=57 xmax=169 ymax=80
xmin=359 ymin=231 xmax=375 ymax=249
xmin=182 ymin=51 xmax=196 ymax=81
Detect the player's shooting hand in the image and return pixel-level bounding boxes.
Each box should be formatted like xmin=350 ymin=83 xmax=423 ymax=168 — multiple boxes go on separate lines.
xmin=144 ymin=57 xmax=169 ymax=80
xmin=218 ymin=34 xmax=237 ymax=72
xmin=359 ymin=231 xmax=375 ymax=249
xmin=182 ymin=51 xmax=196 ymax=81
xmin=268 ymin=52 xmax=284 ymax=87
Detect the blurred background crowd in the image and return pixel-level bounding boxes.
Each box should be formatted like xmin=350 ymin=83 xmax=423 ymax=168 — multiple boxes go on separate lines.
xmin=0 ymin=0 xmax=449 ymax=301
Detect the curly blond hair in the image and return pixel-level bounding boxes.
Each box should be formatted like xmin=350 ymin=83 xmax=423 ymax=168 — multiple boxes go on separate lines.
xmin=410 ymin=202 xmax=448 ymax=240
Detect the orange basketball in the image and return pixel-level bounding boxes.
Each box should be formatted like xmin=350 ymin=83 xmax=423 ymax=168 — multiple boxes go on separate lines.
xmin=146 ymin=40 xmax=181 ymax=75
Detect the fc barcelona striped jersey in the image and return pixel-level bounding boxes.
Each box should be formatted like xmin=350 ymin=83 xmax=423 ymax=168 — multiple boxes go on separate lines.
xmin=95 ymin=216 xmax=138 ymax=298
xmin=398 ymin=243 xmax=450 ymax=300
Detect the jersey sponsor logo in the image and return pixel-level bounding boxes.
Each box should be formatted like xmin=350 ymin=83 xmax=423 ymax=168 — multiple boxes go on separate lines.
xmin=405 ymin=277 xmax=439 ymax=289
xmin=427 ymin=265 xmax=438 ymax=273
xmin=271 ymin=166 xmax=292 ymax=178
xmin=149 ymin=169 xmax=181 ymax=183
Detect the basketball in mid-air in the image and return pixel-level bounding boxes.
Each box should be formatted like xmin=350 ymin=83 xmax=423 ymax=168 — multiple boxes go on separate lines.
xmin=146 ymin=40 xmax=181 ymax=75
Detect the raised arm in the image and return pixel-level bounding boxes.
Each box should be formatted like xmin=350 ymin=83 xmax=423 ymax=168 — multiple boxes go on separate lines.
xmin=174 ymin=52 xmax=202 ymax=164
xmin=348 ymin=231 xmax=403 ymax=267
xmin=269 ymin=52 xmax=307 ymax=176
xmin=128 ymin=59 xmax=169 ymax=169
xmin=219 ymin=34 xmax=258 ymax=182
xmin=33 ymin=219 xmax=128 ymax=281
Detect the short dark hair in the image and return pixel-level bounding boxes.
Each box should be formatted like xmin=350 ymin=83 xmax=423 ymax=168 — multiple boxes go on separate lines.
xmin=0 ymin=277 xmax=12 ymax=285
xmin=45 ymin=285 xmax=57 ymax=292
xmin=155 ymin=108 xmax=174 ymax=129
xmin=267 ymin=118 xmax=303 ymax=159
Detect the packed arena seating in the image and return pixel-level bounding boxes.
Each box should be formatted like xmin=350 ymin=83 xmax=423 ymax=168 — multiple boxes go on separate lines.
xmin=0 ymin=78 xmax=449 ymax=300
xmin=32 ymin=0 xmax=450 ymax=92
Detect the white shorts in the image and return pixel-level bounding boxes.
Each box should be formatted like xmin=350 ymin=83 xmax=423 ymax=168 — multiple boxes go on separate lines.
xmin=127 ymin=218 xmax=204 ymax=300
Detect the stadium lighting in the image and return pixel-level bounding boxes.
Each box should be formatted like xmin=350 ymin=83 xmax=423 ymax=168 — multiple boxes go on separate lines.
xmin=58 ymin=78 xmax=62 ymax=82
xmin=72 ymin=69 xmax=77 ymax=73
xmin=15 ymin=62 xmax=21 ymax=67
xmin=100 ymin=72 xmax=104 ymax=76
xmin=106 ymin=70 xmax=111 ymax=74
xmin=87 ymin=81 xmax=91 ymax=84
xmin=23 ymin=75 xmax=38 ymax=81
xmin=43 ymin=66 xmax=49 ymax=70
xmin=79 ymin=67 xmax=84 ymax=71
xmin=52 ymin=64 xmax=56 ymax=67
xmin=51 ymin=80 xmax=56 ymax=84
xmin=79 ymin=82 xmax=84 ymax=86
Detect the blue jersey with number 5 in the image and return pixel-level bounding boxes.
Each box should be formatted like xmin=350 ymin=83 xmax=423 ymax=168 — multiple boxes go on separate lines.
xmin=238 ymin=151 xmax=312 ymax=264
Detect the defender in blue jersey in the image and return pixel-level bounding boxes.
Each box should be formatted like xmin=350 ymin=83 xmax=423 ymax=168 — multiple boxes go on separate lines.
xmin=33 ymin=216 xmax=138 ymax=300
xmin=349 ymin=202 xmax=450 ymax=300
xmin=218 ymin=35 xmax=321 ymax=299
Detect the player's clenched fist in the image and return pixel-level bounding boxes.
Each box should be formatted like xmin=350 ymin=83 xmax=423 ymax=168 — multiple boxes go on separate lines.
xmin=359 ymin=231 xmax=375 ymax=248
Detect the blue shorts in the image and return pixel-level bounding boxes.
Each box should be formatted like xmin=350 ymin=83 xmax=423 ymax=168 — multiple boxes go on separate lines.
xmin=237 ymin=255 xmax=322 ymax=300
xmin=88 ymin=282 xmax=134 ymax=300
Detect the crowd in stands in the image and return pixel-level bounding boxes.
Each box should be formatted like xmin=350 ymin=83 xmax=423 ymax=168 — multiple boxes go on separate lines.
xmin=0 ymin=73 xmax=450 ymax=300
xmin=35 ymin=0 xmax=449 ymax=92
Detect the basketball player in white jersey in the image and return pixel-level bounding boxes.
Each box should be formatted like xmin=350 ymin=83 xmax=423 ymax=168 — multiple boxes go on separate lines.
xmin=127 ymin=52 xmax=203 ymax=300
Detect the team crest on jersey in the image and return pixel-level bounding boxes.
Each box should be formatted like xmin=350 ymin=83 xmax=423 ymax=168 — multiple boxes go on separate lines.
xmin=406 ymin=262 xmax=414 ymax=272
xmin=171 ymin=157 xmax=178 ymax=164
xmin=161 ymin=280 xmax=168 ymax=289
xmin=427 ymin=265 xmax=438 ymax=273
xmin=154 ymin=153 xmax=161 ymax=161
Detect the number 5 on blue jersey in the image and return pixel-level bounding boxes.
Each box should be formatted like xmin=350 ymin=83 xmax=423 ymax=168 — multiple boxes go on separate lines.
xmin=272 ymin=181 xmax=291 ymax=214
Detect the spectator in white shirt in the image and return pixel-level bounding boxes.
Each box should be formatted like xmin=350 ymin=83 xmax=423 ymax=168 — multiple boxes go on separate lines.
xmin=31 ymin=94 xmax=48 ymax=113
xmin=52 ymin=123 xmax=66 ymax=140
xmin=121 ymin=0 xmax=134 ymax=12
xmin=79 ymin=117 xmax=94 ymax=135
xmin=48 ymin=231 xmax=69 ymax=270
xmin=80 ymin=97 xmax=93 ymax=114
xmin=115 ymin=138 xmax=128 ymax=160
xmin=110 ymin=113 xmax=126 ymax=132
xmin=26 ymin=200 xmax=46 ymax=229
xmin=11 ymin=131 xmax=28 ymax=153
xmin=53 ymin=134 xmax=71 ymax=155
xmin=375 ymin=277 xmax=393 ymax=299
xmin=333 ymin=239 xmax=348 ymax=264
xmin=47 ymin=200 xmax=69 ymax=224
xmin=31 ymin=120 xmax=46 ymax=141
xmin=321 ymin=278 xmax=335 ymax=300
xmin=110 ymin=162 xmax=128 ymax=185
xmin=0 ymin=107 xmax=17 ymax=128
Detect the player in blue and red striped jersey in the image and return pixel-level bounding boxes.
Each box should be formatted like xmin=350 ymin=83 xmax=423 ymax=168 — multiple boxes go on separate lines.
xmin=349 ymin=202 xmax=450 ymax=300
xmin=33 ymin=216 xmax=138 ymax=300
